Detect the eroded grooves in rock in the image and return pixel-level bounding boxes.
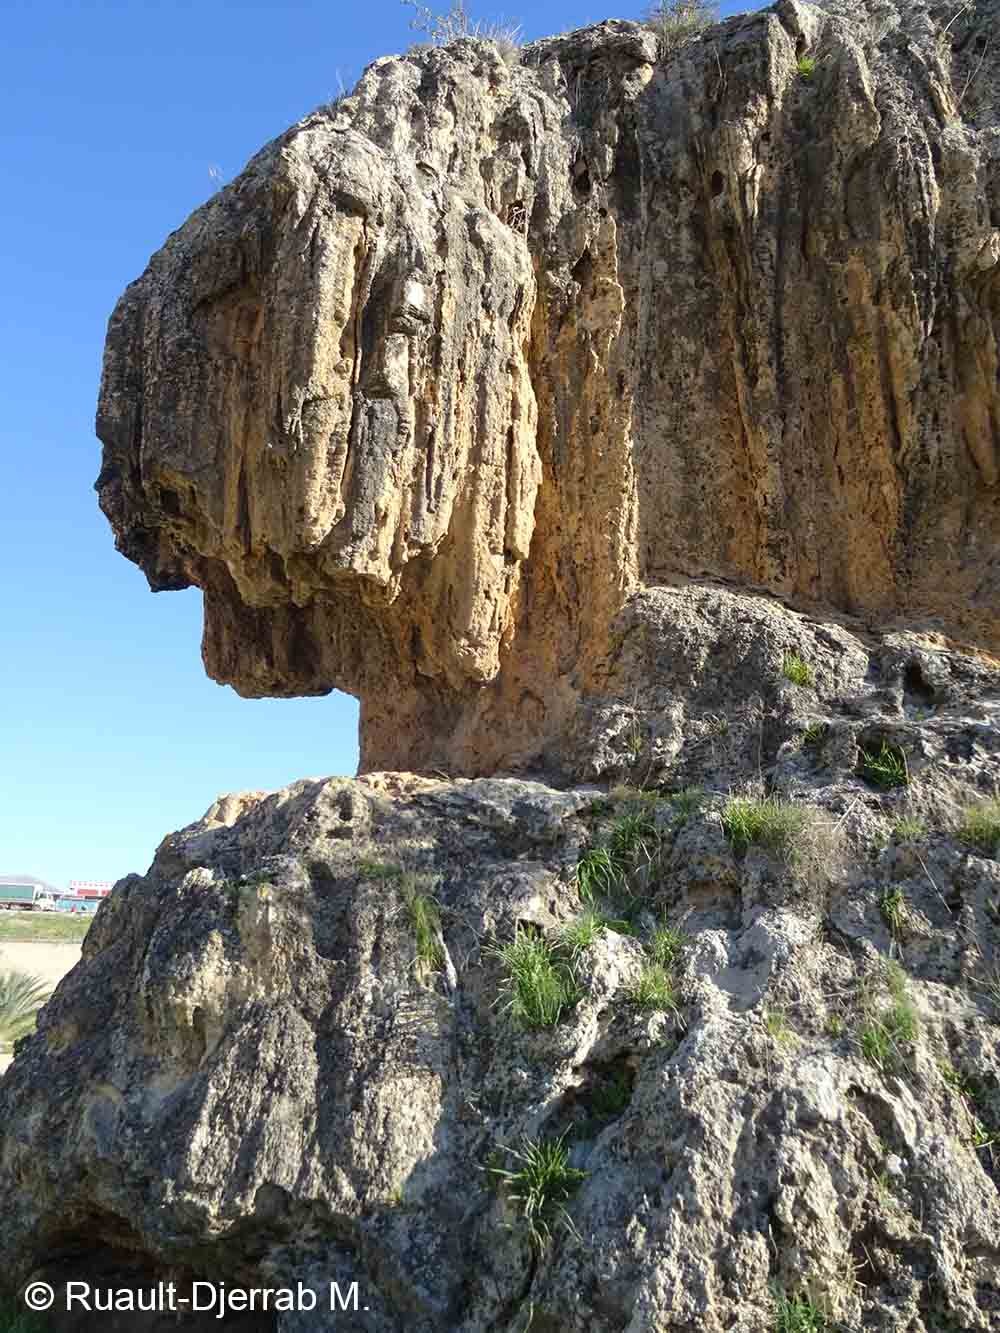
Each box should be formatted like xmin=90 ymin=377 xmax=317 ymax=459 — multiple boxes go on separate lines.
xmin=96 ymin=0 xmax=1000 ymax=775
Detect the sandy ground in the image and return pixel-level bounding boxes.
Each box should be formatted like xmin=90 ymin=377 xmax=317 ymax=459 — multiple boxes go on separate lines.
xmin=0 ymin=941 xmax=81 ymax=1076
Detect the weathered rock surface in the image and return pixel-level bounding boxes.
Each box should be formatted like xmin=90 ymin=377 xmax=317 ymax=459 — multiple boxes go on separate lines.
xmin=96 ymin=0 xmax=1000 ymax=775
xmin=9 ymin=2 xmax=997 ymax=1328
xmin=2 ymin=583 xmax=1000 ymax=1329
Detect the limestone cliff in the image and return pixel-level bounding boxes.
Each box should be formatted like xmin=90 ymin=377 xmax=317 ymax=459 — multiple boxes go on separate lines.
xmin=96 ymin=0 xmax=1000 ymax=776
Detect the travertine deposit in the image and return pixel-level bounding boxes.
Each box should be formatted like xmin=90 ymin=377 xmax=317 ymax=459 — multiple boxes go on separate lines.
xmin=96 ymin=0 xmax=1000 ymax=775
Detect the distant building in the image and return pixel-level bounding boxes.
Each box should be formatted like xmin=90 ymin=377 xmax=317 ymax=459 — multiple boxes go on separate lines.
xmin=67 ymin=880 xmax=113 ymax=900
xmin=54 ymin=895 xmax=101 ymax=915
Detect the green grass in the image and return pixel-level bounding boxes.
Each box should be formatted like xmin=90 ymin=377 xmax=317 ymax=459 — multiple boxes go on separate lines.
xmin=890 ymin=816 xmax=926 ymax=842
xmin=0 ymin=914 xmax=91 ymax=944
xmin=488 ymin=926 xmax=580 ymax=1029
xmin=575 ymin=805 xmax=661 ymax=904
xmin=489 ymin=1132 xmax=586 ymax=1250
xmin=0 ymin=971 xmax=51 ymax=1048
xmin=958 ymin=799 xmax=1000 ymax=857
xmin=764 ymin=1006 xmax=795 ymax=1047
xmin=401 ymin=875 xmax=444 ymax=978
xmin=880 ymin=886 xmax=908 ymax=938
xmin=796 ymin=55 xmax=818 ymax=79
xmin=858 ymin=742 xmax=908 ymax=789
xmin=721 ymin=796 xmax=811 ymax=856
xmin=859 ymin=962 xmax=918 ymax=1074
xmin=575 ymin=846 xmax=626 ymax=901
xmin=357 ymin=859 xmax=404 ymax=881
xmin=774 ymin=1289 xmax=825 ymax=1331
xmin=802 ymin=722 xmax=828 ymax=751
xmin=588 ymin=1069 xmax=633 ymax=1118
xmin=669 ymin=786 xmax=705 ymax=817
xmin=649 ymin=924 xmax=685 ymax=968
xmin=559 ymin=909 xmax=608 ymax=959
xmin=782 ymin=653 xmax=814 ymax=687
xmin=629 ymin=962 xmax=679 ymax=1013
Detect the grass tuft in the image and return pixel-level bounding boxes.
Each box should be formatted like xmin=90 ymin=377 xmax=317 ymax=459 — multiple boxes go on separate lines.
xmin=649 ymin=924 xmax=685 ymax=969
xmin=773 ymin=1288 xmax=826 ymax=1332
xmin=576 ymin=805 xmax=661 ymax=903
xmin=879 ymin=886 xmax=908 ymax=938
xmin=669 ymin=786 xmax=705 ymax=817
xmin=489 ymin=1132 xmax=586 ymax=1249
xmin=802 ymin=722 xmax=828 ymax=751
xmin=890 ymin=816 xmax=926 ymax=842
xmin=629 ymin=962 xmax=679 ymax=1013
xmin=588 ymin=1069 xmax=633 ymax=1118
xmin=559 ymin=909 xmax=608 ymax=959
xmin=487 ymin=926 xmax=580 ymax=1029
xmin=859 ymin=961 xmax=918 ymax=1074
xmin=858 ymin=742 xmax=908 ymax=789
xmin=958 ymin=799 xmax=1000 ymax=857
xmin=764 ymin=1006 xmax=795 ymax=1047
xmin=357 ymin=859 xmax=404 ymax=881
xmin=796 ymin=55 xmax=818 ymax=78
xmin=401 ymin=875 xmax=444 ymax=978
xmin=721 ymin=796 xmax=811 ymax=856
xmin=782 ymin=653 xmax=814 ymax=687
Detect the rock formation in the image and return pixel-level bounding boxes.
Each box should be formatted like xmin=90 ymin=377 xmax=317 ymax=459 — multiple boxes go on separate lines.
xmin=3 ymin=2 xmax=1000 ymax=1330
xmin=3 ymin=592 xmax=1000 ymax=1330
xmin=95 ymin=0 xmax=1000 ymax=776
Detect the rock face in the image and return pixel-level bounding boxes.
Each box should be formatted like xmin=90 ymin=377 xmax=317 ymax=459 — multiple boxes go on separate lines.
xmin=96 ymin=0 xmax=1000 ymax=776
xmin=2 ymin=587 xmax=1000 ymax=1330
xmin=7 ymin=2 xmax=1000 ymax=1329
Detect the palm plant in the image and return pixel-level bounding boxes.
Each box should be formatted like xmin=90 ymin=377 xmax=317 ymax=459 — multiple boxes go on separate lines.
xmin=0 ymin=970 xmax=50 ymax=1048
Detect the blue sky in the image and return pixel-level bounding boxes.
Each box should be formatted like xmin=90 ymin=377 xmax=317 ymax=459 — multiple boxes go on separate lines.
xmin=1 ymin=0 xmax=756 ymax=889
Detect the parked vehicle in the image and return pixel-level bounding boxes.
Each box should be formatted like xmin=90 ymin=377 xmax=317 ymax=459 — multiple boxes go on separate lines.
xmin=0 ymin=883 xmax=48 ymax=912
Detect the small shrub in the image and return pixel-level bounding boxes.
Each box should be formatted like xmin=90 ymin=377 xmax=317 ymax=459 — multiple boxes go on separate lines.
xmin=487 ymin=926 xmax=580 ymax=1029
xmin=489 ymin=1132 xmax=586 ymax=1249
xmin=644 ymin=0 xmax=716 ymax=52
xmin=796 ymin=55 xmax=818 ymax=78
xmin=773 ymin=1288 xmax=826 ymax=1332
xmin=401 ymin=875 xmax=444 ymax=978
xmin=858 ymin=742 xmax=908 ymax=789
xmin=0 ymin=971 xmax=50 ymax=1048
xmin=890 ymin=816 xmax=927 ymax=842
xmin=782 ymin=653 xmax=815 ymax=687
xmin=958 ymin=799 xmax=1000 ymax=857
xmin=880 ymin=886 xmax=908 ymax=938
xmin=401 ymin=0 xmax=522 ymax=54
xmin=629 ymin=962 xmax=678 ymax=1013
